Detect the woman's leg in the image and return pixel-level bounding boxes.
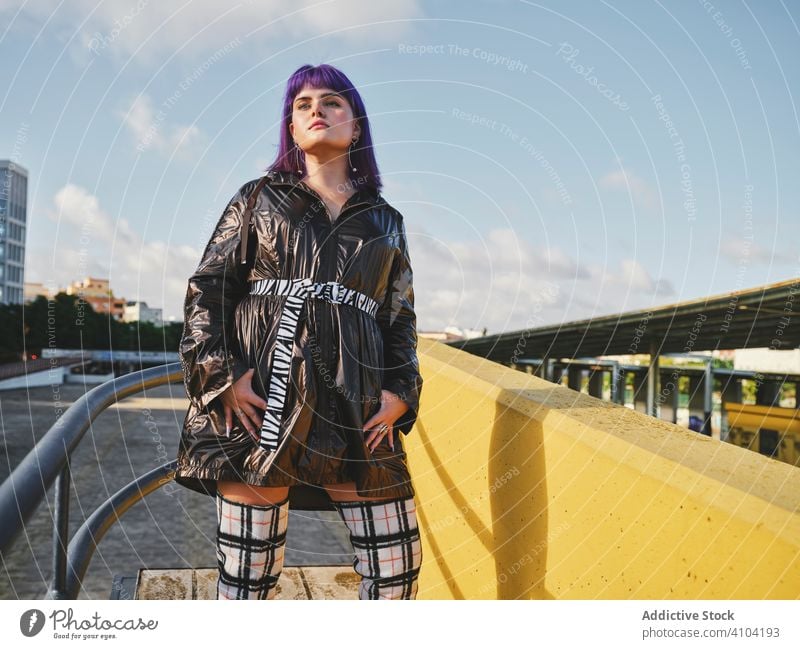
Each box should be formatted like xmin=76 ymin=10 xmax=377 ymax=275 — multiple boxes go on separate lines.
xmin=217 ymin=481 xmax=290 ymax=506
xmin=214 ymin=481 xmax=291 ymax=600
xmin=321 ymin=481 xmax=422 ymax=600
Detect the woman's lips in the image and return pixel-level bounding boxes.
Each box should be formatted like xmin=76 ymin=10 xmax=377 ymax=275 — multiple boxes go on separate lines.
xmin=310 ymin=123 xmax=328 ymax=129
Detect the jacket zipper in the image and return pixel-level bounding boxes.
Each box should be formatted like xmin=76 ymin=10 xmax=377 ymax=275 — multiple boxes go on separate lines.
xmin=291 ymin=182 xmax=363 ymax=455
xmin=322 ymin=220 xmax=338 ymax=435
xmin=272 ymin=180 xmax=372 ymax=459
xmin=295 ymin=181 xmax=368 ymax=226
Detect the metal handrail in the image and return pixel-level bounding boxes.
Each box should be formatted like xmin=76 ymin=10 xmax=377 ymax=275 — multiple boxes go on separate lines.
xmin=58 ymin=461 xmax=177 ymax=600
xmin=0 ymin=362 xmax=183 ymax=598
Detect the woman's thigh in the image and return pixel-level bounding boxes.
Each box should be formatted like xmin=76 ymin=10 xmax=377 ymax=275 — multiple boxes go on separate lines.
xmin=320 ymin=481 xmax=398 ymax=503
xmin=217 ymin=480 xmax=290 ymax=506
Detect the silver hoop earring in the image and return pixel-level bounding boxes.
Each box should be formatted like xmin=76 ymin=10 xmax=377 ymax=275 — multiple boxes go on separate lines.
xmin=348 ymin=137 xmax=358 ymax=173
xmin=294 ymin=142 xmax=303 ymax=174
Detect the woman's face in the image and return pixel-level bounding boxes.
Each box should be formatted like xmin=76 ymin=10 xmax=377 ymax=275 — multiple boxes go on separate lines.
xmin=290 ymin=85 xmax=360 ymax=157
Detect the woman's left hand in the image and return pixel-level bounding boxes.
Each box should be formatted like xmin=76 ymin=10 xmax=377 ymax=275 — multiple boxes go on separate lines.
xmin=363 ymin=389 xmax=409 ymax=452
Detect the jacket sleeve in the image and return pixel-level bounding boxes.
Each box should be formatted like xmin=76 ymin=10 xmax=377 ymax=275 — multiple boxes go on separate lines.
xmin=179 ymin=182 xmax=253 ymax=412
xmin=376 ymin=215 xmax=423 ymax=436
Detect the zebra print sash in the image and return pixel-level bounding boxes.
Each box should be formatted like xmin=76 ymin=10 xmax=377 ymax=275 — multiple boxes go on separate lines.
xmin=248 ymin=278 xmax=380 ymax=453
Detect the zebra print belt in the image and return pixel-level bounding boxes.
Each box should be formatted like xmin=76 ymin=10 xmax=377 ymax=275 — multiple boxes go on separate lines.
xmin=248 ymin=277 xmax=380 ymax=453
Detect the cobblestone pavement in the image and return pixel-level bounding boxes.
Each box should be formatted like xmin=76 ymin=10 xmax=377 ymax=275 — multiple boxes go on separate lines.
xmin=0 ymin=381 xmax=355 ymax=600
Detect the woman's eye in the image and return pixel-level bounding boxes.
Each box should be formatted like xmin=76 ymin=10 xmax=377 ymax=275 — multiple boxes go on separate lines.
xmin=297 ymin=100 xmax=340 ymax=109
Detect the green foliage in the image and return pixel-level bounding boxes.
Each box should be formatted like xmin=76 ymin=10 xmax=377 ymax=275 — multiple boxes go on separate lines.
xmin=0 ymin=293 xmax=183 ymax=357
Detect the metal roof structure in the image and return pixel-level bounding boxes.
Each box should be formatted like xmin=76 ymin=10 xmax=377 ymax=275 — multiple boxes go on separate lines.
xmin=446 ymin=278 xmax=800 ymax=363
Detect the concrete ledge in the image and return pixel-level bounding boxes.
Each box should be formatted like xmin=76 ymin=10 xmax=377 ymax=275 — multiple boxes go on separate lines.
xmin=131 ymin=567 xmax=360 ymax=600
xmin=405 ymin=339 xmax=800 ymax=599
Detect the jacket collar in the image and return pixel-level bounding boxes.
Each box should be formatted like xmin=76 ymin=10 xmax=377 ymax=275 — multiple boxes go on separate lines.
xmin=264 ymin=169 xmax=383 ymax=208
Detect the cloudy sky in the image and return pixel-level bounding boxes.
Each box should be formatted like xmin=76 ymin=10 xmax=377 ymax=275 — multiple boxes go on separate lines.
xmin=1 ymin=0 xmax=798 ymax=333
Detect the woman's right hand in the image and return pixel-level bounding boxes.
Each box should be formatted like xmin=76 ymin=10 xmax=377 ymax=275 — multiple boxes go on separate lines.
xmin=220 ymin=368 xmax=268 ymax=443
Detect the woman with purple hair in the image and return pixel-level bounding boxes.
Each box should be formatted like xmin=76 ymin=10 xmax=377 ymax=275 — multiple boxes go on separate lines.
xmin=174 ymin=63 xmax=424 ymax=600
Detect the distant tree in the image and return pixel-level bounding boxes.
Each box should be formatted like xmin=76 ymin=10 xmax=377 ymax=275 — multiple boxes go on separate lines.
xmin=0 ymin=294 xmax=184 ymax=358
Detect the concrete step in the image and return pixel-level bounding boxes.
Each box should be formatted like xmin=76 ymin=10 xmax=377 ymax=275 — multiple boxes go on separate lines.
xmin=115 ymin=566 xmax=361 ymax=600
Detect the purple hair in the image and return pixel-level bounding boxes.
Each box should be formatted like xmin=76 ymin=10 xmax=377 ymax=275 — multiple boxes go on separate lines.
xmin=266 ymin=64 xmax=382 ymax=192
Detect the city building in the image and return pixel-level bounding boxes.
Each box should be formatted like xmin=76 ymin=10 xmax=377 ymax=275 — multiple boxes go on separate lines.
xmin=123 ymin=300 xmax=163 ymax=326
xmin=734 ymin=347 xmax=800 ymax=374
xmin=24 ymin=281 xmax=53 ymax=302
xmin=417 ymin=325 xmax=488 ymax=343
xmin=66 ymin=277 xmax=126 ymax=321
xmin=0 ymin=160 xmax=28 ymax=305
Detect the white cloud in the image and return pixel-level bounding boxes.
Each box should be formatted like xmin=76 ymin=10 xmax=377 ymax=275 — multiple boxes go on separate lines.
xmin=36 ymin=184 xmax=678 ymax=332
xmin=719 ymin=235 xmax=797 ymax=265
xmin=598 ymin=167 xmax=657 ymax=209
xmin=406 ymin=223 xmax=674 ymax=336
xmin=617 ymin=258 xmax=674 ymax=295
xmin=1 ymin=0 xmax=425 ymax=64
xmin=39 ymin=183 xmax=203 ymax=320
xmin=118 ymin=94 xmax=204 ymax=157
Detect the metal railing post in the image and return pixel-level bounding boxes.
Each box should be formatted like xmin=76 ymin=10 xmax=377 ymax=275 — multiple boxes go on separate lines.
xmin=0 ymin=362 xmax=184 ymax=600
xmin=49 ymin=463 xmax=71 ymax=599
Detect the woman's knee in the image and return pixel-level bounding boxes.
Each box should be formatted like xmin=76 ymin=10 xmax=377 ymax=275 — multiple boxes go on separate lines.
xmin=216 ymin=480 xmax=290 ymax=506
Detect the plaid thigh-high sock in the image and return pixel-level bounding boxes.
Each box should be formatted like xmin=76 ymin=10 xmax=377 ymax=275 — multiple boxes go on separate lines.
xmin=215 ymin=492 xmax=290 ymax=600
xmin=332 ymin=495 xmax=423 ymax=600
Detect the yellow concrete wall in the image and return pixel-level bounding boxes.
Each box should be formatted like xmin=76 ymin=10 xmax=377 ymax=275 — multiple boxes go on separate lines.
xmin=405 ymin=339 xmax=800 ymax=599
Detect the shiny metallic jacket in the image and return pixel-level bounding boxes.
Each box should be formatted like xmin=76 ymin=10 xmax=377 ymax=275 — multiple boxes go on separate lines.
xmin=174 ymin=170 xmax=423 ymax=506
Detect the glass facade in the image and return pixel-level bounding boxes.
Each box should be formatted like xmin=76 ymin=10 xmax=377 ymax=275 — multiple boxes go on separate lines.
xmin=0 ymin=161 xmax=28 ymax=305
